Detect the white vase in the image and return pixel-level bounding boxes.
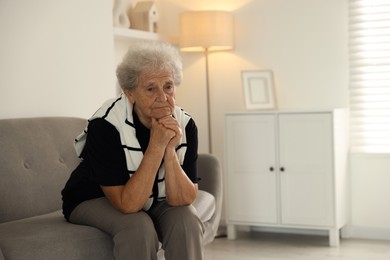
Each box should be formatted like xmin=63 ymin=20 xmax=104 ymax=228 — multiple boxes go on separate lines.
xmin=113 ymin=0 xmax=131 ymax=28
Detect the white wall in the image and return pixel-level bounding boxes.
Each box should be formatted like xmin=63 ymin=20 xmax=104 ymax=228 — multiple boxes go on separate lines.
xmin=0 ymin=0 xmax=116 ymax=119
xmin=347 ymin=154 xmax=390 ymax=240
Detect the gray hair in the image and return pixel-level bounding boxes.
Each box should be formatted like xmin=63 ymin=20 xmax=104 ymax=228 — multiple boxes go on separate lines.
xmin=116 ymin=40 xmax=183 ymax=91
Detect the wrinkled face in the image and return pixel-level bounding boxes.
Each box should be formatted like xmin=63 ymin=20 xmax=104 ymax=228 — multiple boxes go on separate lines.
xmin=125 ymin=69 xmax=176 ymax=128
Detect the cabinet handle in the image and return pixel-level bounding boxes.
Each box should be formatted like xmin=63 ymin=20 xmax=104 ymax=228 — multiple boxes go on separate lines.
xmin=280 ymin=167 xmax=285 ymax=172
xmin=269 ymin=167 xmax=274 ymax=172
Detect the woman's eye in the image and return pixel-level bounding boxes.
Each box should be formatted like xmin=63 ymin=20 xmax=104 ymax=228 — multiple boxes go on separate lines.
xmin=165 ymin=85 xmax=174 ymax=93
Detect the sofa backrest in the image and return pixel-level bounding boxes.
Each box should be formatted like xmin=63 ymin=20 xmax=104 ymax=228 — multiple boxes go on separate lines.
xmin=0 ymin=117 xmax=87 ymax=223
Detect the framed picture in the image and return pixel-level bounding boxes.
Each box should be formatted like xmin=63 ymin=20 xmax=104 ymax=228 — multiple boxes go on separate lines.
xmin=241 ymin=70 xmax=277 ymax=110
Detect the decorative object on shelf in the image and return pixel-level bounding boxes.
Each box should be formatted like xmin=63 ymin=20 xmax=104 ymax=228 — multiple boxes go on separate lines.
xmin=113 ymin=0 xmax=131 ymax=28
xmin=242 ymin=70 xmax=277 ymax=110
xmin=130 ymin=1 xmax=159 ymax=33
xmin=179 ymin=10 xmax=234 ymax=154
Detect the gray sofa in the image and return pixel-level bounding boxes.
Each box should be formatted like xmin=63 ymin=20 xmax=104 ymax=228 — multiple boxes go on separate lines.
xmin=0 ymin=117 xmax=222 ymax=260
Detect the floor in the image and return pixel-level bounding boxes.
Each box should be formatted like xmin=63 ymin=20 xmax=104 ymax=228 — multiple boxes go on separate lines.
xmin=204 ymin=232 xmax=390 ymax=260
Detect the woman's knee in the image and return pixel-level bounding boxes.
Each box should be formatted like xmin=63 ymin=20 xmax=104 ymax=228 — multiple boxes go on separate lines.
xmin=164 ymin=206 xmax=205 ymax=236
xmin=115 ymin=212 xmax=158 ymax=239
xmin=113 ymin=213 xmax=159 ymax=251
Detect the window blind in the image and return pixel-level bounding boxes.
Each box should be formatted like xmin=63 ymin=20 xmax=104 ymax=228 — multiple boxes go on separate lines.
xmin=349 ymin=0 xmax=390 ymax=153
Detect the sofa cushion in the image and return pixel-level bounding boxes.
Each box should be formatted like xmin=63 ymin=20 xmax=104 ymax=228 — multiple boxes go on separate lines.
xmin=192 ymin=190 xmax=216 ymax=223
xmin=0 ymin=211 xmax=114 ymax=260
xmin=0 ymin=117 xmax=86 ymax=223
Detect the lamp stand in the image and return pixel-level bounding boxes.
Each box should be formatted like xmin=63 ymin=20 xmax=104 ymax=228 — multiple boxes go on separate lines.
xmin=205 ymin=48 xmax=212 ymax=154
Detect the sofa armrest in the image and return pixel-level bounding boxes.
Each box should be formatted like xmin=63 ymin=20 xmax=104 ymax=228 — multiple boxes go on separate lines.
xmin=196 ymin=153 xmax=223 ymax=244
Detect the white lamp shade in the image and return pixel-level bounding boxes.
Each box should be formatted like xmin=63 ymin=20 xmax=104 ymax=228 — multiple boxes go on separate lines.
xmin=180 ymin=11 xmax=234 ymax=52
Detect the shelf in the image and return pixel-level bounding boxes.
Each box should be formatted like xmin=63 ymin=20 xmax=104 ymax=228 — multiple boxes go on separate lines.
xmin=113 ymin=27 xmax=178 ymax=44
xmin=113 ymin=27 xmax=160 ymax=41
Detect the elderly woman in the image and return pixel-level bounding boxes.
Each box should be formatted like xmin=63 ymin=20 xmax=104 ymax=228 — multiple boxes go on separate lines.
xmin=61 ymin=41 xmax=204 ymax=260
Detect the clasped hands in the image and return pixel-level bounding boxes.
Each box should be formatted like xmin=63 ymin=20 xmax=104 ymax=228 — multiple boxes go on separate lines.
xmin=151 ymin=115 xmax=182 ymax=150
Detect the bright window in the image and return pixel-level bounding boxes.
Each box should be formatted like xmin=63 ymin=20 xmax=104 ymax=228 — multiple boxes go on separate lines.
xmin=349 ymin=0 xmax=390 ymax=153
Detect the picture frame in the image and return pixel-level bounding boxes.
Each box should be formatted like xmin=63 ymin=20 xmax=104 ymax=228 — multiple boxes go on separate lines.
xmin=241 ymin=70 xmax=277 ymax=110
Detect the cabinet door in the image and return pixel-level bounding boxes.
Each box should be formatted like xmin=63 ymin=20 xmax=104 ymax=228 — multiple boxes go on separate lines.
xmin=226 ymin=114 xmax=278 ymax=224
xmin=278 ymin=113 xmax=334 ymax=226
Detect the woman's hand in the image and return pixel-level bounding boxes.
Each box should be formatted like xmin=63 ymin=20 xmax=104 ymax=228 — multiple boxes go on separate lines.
xmin=157 ymin=115 xmax=182 ymax=150
xmin=149 ymin=117 xmax=176 ymax=151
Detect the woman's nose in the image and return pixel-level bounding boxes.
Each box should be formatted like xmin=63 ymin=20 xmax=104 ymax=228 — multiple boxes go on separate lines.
xmin=156 ymin=88 xmax=167 ymax=101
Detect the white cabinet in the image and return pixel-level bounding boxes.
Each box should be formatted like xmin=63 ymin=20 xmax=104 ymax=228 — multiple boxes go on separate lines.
xmin=225 ymin=110 xmax=349 ymax=246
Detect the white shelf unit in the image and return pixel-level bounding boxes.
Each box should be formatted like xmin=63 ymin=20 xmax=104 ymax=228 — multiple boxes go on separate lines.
xmin=224 ymin=109 xmax=349 ymax=247
xmin=113 ymin=27 xmax=177 ymax=44
xmin=114 ymin=27 xmax=160 ymax=41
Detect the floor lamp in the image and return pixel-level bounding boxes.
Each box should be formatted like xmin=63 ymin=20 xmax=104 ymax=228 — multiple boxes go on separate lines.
xmin=179 ymin=11 xmax=234 ymax=154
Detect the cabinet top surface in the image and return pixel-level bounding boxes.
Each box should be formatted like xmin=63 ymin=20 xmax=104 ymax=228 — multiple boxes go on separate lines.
xmin=225 ymin=108 xmax=348 ymax=116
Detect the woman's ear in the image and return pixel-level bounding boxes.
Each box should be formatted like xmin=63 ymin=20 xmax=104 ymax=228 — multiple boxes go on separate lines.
xmin=124 ymin=88 xmax=135 ymax=104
